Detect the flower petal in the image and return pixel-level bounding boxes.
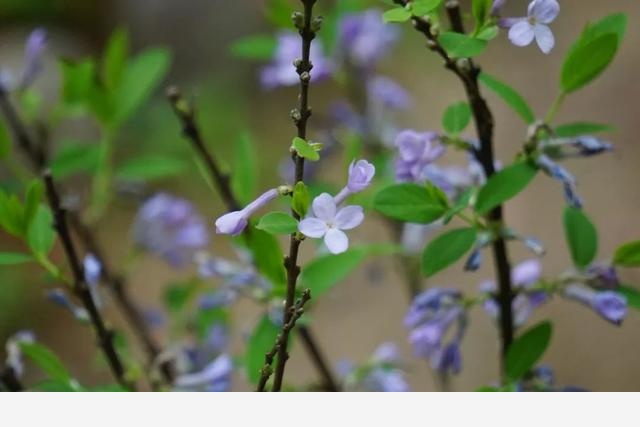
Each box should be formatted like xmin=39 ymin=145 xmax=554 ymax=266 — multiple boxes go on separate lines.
xmin=311 ymin=193 xmax=336 ymax=222
xmin=298 ymin=217 xmax=328 ymax=238
xmin=324 ymin=228 xmax=349 ymax=254
xmin=334 ymin=205 xmax=364 ymax=230
xmin=529 ymin=0 xmax=559 ymax=24
xmin=534 ymin=24 xmax=555 ymax=54
xmin=508 ymin=21 xmax=535 ymax=47
xmin=215 ymin=211 xmax=248 ymax=236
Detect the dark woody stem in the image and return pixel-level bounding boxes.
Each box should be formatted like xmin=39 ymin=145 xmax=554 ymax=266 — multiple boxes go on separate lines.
xmin=0 ymin=367 xmax=24 ymax=391
xmin=43 ymin=171 xmax=134 ymax=390
xmin=0 ymin=89 xmax=171 ymax=386
xmin=394 ymin=0 xmax=515 ymax=370
xmin=272 ymin=0 xmax=318 ymax=392
xmin=167 ymin=80 xmax=338 ymax=391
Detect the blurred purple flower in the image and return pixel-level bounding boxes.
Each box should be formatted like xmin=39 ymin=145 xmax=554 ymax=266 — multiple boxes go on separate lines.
xmin=563 ymin=285 xmax=627 ymax=325
xmin=5 ymin=330 xmax=35 ymax=378
xmin=334 ymin=159 xmax=375 ymax=205
xmin=536 ymin=154 xmax=583 ymax=208
xmin=83 ymin=253 xmax=103 ymax=308
xmin=47 ymin=289 xmax=89 ymax=321
xmin=338 ymin=342 xmax=410 ymax=392
xmin=491 ymin=0 xmax=507 ymax=16
xmin=500 ymin=0 xmax=559 ymax=54
xmin=395 ymin=130 xmax=446 ymax=182
xmin=260 ymin=31 xmax=332 ymax=89
xmin=367 ymin=76 xmax=411 ymax=111
xmin=481 ymin=259 xmax=547 ymax=327
xmin=20 ymin=28 xmax=47 ymax=89
xmin=174 ymin=353 xmax=233 ymax=392
xmin=132 ymin=193 xmax=209 ymax=267
xmin=298 ymin=193 xmax=364 ymax=254
xmin=405 ymin=288 xmax=466 ymax=375
xmin=337 ymin=9 xmax=399 ymax=69
xmin=586 ymin=264 xmax=619 ymax=289
xmin=215 ymin=188 xmax=279 ymax=236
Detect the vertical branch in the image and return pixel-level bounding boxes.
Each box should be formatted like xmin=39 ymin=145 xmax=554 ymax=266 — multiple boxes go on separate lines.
xmin=271 ymin=0 xmax=318 ymax=392
xmin=43 ymin=171 xmax=134 ymax=390
xmin=394 ymin=0 xmax=515 ymax=368
xmin=0 ymin=367 xmax=24 ymax=392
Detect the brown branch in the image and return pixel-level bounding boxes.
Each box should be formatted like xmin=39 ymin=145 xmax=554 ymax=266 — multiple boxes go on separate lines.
xmin=257 ymin=289 xmax=311 ymax=392
xmin=396 ymin=0 xmax=515 ymax=366
xmin=43 ymin=171 xmax=134 ymax=390
xmin=0 ymin=367 xmax=23 ymax=391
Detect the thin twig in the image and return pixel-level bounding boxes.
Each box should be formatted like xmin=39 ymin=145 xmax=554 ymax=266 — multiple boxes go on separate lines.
xmin=395 ymin=0 xmax=515 ymax=367
xmin=0 ymin=367 xmax=24 ymax=392
xmin=166 ymin=83 xmax=338 ymax=391
xmin=257 ymin=289 xmax=311 ymax=392
xmin=43 ymin=171 xmax=134 ymax=390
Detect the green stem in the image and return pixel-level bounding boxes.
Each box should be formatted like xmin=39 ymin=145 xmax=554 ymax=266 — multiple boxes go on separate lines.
xmin=87 ymin=128 xmax=115 ymax=222
xmin=545 ymin=92 xmax=566 ymax=124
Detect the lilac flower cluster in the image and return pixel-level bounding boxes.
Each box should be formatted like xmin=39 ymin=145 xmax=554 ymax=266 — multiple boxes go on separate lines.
xmin=404 ymin=289 xmax=466 ymax=375
xmin=497 ymin=0 xmax=560 ymax=54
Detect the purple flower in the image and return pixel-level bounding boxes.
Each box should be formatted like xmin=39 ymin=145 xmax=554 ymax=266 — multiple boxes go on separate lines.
xmin=481 ymin=259 xmax=547 ymax=327
xmin=47 ymin=289 xmax=89 ymax=321
xmin=405 ymin=288 xmax=466 ymax=374
xmin=367 ymin=76 xmax=411 ymax=111
xmin=298 ymin=193 xmax=364 ymax=254
xmin=334 ymin=159 xmax=376 ymax=205
xmin=394 ymin=130 xmax=446 ymax=183
xmin=260 ymin=31 xmax=332 ymax=89
xmin=215 ymin=188 xmax=279 ymax=236
xmin=132 ymin=193 xmax=209 ymax=267
xmin=491 ymin=0 xmax=507 ymax=16
xmin=20 ymin=28 xmax=47 ymax=89
xmin=337 ymin=9 xmax=399 ymax=69
xmin=338 ymin=342 xmax=410 ymax=392
xmin=536 ymin=154 xmax=583 ymax=208
xmin=173 ymin=353 xmax=233 ymax=392
xmin=501 ymin=0 xmax=559 ymax=54
xmin=563 ymin=285 xmax=627 ymax=325
xmin=83 ymin=254 xmax=101 ymax=286
xmin=5 ymin=331 xmax=35 ymax=378
xmin=586 ymin=264 xmax=619 ymax=289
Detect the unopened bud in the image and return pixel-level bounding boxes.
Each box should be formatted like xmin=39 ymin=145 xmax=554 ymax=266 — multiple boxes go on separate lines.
xmin=292 ymin=12 xmax=304 ymax=29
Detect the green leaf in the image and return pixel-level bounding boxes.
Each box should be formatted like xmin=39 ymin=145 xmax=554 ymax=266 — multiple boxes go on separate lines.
xmin=59 ymin=58 xmax=101 ymax=116
xmin=554 ymin=122 xmax=614 ymax=138
xmin=613 ymin=240 xmax=640 ymax=267
xmin=580 ymin=13 xmax=628 ymax=45
xmin=472 ymin=0 xmax=492 ymax=29
xmin=245 ymin=228 xmax=286 ymax=289
xmin=19 ymin=342 xmax=72 ymax=384
xmin=292 ymin=181 xmax=311 ymax=217
xmin=476 ymin=25 xmax=499 ymax=41
xmin=442 ymin=102 xmax=472 ymax=134
xmin=50 ymin=141 xmax=101 ymax=179
xmin=383 ymin=7 xmax=411 ymax=23
xmin=505 ymin=321 xmax=552 ymax=381
xmin=103 ymin=27 xmax=129 ymax=90
xmin=256 ymin=212 xmax=298 ymax=235
xmin=475 ymin=161 xmax=537 ymax=215
xmin=23 ymin=179 xmax=44 ymax=231
xmin=112 ymin=48 xmax=171 ymax=125
xmin=561 ymin=33 xmax=618 ymax=94
xmin=373 ymin=183 xmax=448 ymax=224
xmin=443 ymin=188 xmax=473 ymax=224
xmin=563 ymin=207 xmax=598 ymax=268
xmin=0 ymin=252 xmax=33 ymax=265
xmin=230 ymin=35 xmax=277 ymax=60
xmin=0 ymin=118 xmax=11 ymax=159
xmin=618 ymin=285 xmax=640 ymax=310
xmin=27 ymin=205 xmax=56 ymax=257
xmin=30 ymin=380 xmax=80 ymax=392
xmin=439 ymin=32 xmax=488 ymax=58
xmin=292 ymin=137 xmax=320 ymax=162
xmin=265 ymin=0 xmax=295 ymax=28
xmin=0 ymin=191 xmax=25 ymax=237
xmin=412 ymin=0 xmax=443 ymax=15
xmin=422 ymin=227 xmax=477 ymax=277
xmin=479 ymin=72 xmax=535 ymax=124
xmin=299 ymin=248 xmax=368 ymax=298
xmin=115 ymin=155 xmax=187 ymax=181
xmin=231 ymin=132 xmax=257 ymax=205
xmin=246 ymin=314 xmax=280 ymax=384
xmin=163 ymin=280 xmax=199 ymax=313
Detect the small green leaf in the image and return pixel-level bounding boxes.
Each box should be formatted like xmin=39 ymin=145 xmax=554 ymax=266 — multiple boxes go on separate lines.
xmin=580 ymin=13 xmax=628 ymax=45
xmin=115 ymin=155 xmax=187 ymax=181
xmin=613 ymin=240 xmax=640 ymax=267
xmin=439 ymin=32 xmax=488 ymax=58
xmin=292 ymin=137 xmax=320 ymax=161
xmin=373 ymin=183 xmax=448 ymax=224
xmin=442 ymin=102 xmax=472 ymax=134
xmin=475 ymin=161 xmax=537 ymax=215
xmin=563 ymin=206 xmax=598 ymax=268
xmin=0 ymin=191 xmax=25 ymax=237
xmin=292 ymin=181 xmax=311 ymax=217
xmin=383 ymin=7 xmax=411 ymax=23
xmin=245 ymin=228 xmax=286 ymax=289
xmin=554 ymin=122 xmax=614 ymax=138
xmin=113 ymin=48 xmax=171 ymax=125
xmin=230 ymin=35 xmax=277 ymax=60
xmin=163 ymin=280 xmax=199 ymax=313
xmin=50 ymin=141 xmax=101 ymax=179
xmin=19 ymin=342 xmax=72 ymax=384
xmin=300 ymin=248 xmax=368 ymax=298
xmin=479 ymin=72 xmax=535 ymax=124
xmin=0 ymin=252 xmax=33 ymax=265
xmin=505 ymin=321 xmax=552 ymax=381
xmin=23 ymin=179 xmax=44 ymax=231
xmin=561 ymin=33 xmax=618 ymax=94
xmin=443 ymin=188 xmax=473 ymax=225
xmin=618 ymin=285 xmax=640 ymax=310
xmin=265 ymin=0 xmax=295 ymax=28
xmin=422 ymin=227 xmax=477 ymax=277
xmin=0 ymin=119 xmax=11 ymax=159
xmin=472 ymin=0 xmax=492 ymax=29
xmin=231 ymin=132 xmax=257 ymax=205
xmin=412 ymin=0 xmax=443 ymax=15
xmin=256 ymin=212 xmax=298 ymax=235
xmin=103 ymin=27 xmax=129 ymax=90
xmin=246 ymin=314 xmax=280 ymax=384
xmin=27 ymin=205 xmax=56 ymax=257
xmin=475 ymin=25 xmax=499 ymax=41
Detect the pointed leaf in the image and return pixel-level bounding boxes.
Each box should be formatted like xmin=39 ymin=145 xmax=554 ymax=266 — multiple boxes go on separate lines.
xmin=563 ymin=206 xmax=598 ymax=268
xmin=422 ymin=227 xmax=477 ymax=277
